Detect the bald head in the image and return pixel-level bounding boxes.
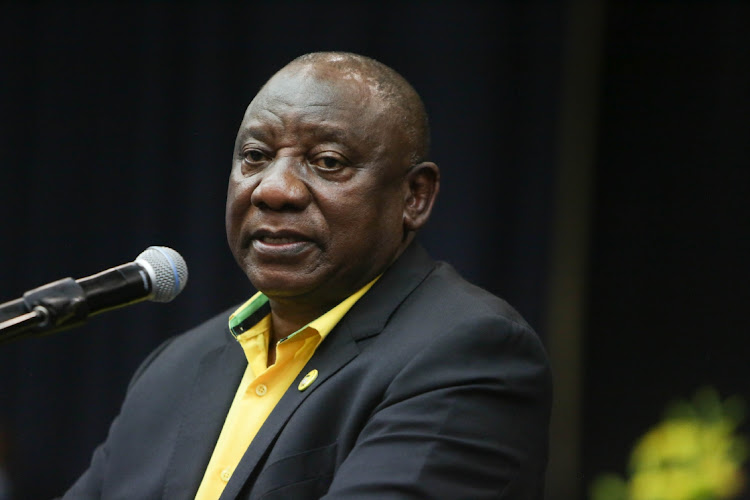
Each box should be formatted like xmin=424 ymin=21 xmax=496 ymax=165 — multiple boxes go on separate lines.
xmin=277 ymin=52 xmax=430 ymax=165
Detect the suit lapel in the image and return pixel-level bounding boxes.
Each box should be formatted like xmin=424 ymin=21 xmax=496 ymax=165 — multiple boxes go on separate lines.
xmin=219 ymin=242 xmax=437 ymax=499
xmin=163 ymin=329 xmax=246 ymax=499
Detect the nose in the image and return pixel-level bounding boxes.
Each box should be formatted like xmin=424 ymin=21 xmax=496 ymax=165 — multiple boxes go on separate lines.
xmin=250 ymin=157 xmax=311 ymax=211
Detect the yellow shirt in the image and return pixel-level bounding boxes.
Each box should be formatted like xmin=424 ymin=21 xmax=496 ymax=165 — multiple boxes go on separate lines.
xmin=194 ymin=277 xmax=379 ymax=500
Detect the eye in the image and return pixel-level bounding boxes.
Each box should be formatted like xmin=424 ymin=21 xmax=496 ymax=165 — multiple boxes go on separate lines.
xmin=311 ymin=154 xmax=348 ymax=171
xmin=242 ymin=149 xmax=267 ymax=164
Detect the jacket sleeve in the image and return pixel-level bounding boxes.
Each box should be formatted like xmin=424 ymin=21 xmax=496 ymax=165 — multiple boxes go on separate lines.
xmin=321 ymin=316 xmax=552 ymax=500
xmin=61 ymin=335 xmax=178 ymax=499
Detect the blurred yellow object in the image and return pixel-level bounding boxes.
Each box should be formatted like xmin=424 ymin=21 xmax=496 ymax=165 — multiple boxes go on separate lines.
xmin=590 ymin=387 xmax=747 ymax=500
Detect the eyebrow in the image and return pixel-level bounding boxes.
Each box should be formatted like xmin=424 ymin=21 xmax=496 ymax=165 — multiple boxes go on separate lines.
xmin=309 ymin=125 xmax=351 ymax=144
xmin=237 ymin=125 xmax=274 ymax=144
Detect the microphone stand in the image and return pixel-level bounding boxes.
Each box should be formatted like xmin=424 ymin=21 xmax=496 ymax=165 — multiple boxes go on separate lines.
xmin=0 ymin=278 xmax=89 ymax=345
xmin=0 ymin=307 xmax=49 ymax=345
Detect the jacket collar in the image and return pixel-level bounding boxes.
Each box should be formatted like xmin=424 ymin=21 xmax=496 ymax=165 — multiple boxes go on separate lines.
xmin=335 ymin=241 xmax=437 ymax=341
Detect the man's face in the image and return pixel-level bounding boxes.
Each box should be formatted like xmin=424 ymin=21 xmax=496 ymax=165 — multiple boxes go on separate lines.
xmin=226 ymin=64 xmax=412 ymax=307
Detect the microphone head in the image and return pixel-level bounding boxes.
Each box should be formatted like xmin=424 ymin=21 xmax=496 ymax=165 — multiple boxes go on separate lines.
xmin=135 ymin=246 xmax=189 ymax=303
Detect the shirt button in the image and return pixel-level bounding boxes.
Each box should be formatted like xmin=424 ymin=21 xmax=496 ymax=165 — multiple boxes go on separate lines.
xmin=220 ymin=468 xmax=232 ymax=482
xmin=255 ymin=384 xmax=268 ymax=396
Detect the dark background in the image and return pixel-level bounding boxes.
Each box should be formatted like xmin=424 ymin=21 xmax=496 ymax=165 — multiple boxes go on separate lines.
xmin=0 ymin=2 xmax=747 ymax=499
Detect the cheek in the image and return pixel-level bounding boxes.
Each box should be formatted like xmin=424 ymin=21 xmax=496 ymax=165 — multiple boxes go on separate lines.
xmin=225 ymin=172 xmax=253 ymax=240
xmin=324 ymin=185 xmax=404 ymax=243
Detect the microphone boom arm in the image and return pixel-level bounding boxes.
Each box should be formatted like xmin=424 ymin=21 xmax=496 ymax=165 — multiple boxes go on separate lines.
xmin=0 ymin=277 xmax=90 ymax=344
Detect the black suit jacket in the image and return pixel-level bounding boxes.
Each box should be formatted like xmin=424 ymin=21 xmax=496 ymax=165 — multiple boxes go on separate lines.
xmin=64 ymin=243 xmax=552 ymax=499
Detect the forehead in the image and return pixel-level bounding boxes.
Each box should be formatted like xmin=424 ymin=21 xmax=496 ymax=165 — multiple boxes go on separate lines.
xmin=261 ymin=64 xmax=380 ymax=104
xmin=238 ymin=65 xmax=389 ymax=143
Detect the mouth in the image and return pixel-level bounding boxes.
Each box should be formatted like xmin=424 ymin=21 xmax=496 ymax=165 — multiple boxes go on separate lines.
xmin=249 ymin=229 xmax=316 ymax=257
xmin=257 ymin=235 xmax=304 ymax=245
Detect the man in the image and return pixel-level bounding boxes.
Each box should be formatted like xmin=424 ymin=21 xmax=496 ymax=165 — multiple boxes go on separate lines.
xmin=64 ymin=52 xmax=551 ymax=499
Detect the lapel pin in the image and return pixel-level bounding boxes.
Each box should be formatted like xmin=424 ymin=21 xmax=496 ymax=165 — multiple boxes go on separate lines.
xmin=298 ymin=369 xmax=319 ymax=392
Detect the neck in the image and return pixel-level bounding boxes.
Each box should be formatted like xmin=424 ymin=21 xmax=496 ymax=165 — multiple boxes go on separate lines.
xmin=264 ymin=237 xmax=413 ymax=346
xmin=267 ymin=299 xmax=331 ymax=344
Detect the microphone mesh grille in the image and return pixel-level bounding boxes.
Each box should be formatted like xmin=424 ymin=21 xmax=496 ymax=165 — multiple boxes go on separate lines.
xmin=136 ymin=246 xmax=189 ymax=303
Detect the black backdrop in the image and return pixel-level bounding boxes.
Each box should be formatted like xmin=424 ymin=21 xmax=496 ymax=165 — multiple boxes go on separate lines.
xmin=1 ymin=3 xmax=749 ymax=500
xmin=0 ymin=4 xmax=563 ymax=498
xmin=584 ymin=2 xmax=750 ymax=494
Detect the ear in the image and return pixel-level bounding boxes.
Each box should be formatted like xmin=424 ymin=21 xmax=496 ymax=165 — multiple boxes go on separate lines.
xmin=403 ymin=161 xmax=440 ymax=232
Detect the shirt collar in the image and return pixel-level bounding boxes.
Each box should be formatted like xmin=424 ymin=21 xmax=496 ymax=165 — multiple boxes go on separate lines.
xmin=228 ymin=275 xmax=381 ymax=342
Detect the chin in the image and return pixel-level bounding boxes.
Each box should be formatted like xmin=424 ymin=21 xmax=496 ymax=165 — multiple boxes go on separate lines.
xmin=246 ymin=269 xmax=318 ymax=298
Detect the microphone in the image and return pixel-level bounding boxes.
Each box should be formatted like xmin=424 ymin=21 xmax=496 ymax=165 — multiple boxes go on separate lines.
xmin=0 ymin=246 xmax=188 ymax=343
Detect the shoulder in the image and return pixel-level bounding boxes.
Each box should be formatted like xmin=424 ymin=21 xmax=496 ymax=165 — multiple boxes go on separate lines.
xmin=359 ymin=255 xmax=550 ymax=393
xmin=389 ymin=260 xmax=540 ymax=350
xmin=127 ymin=305 xmax=239 ymax=390
xmin=419 ymin=261 xmax=532 ymax=328
xmin=356 ymin=242 xmax=536 ymax=343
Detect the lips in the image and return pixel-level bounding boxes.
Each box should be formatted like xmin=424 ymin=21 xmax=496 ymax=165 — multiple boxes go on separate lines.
xmin=258 ymin=235 xmax=303 ymax=245
xmin=249 ymin=228 xmax=316 ymax=257
xmin=251 ymin=228 xmax=312 ymax=243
